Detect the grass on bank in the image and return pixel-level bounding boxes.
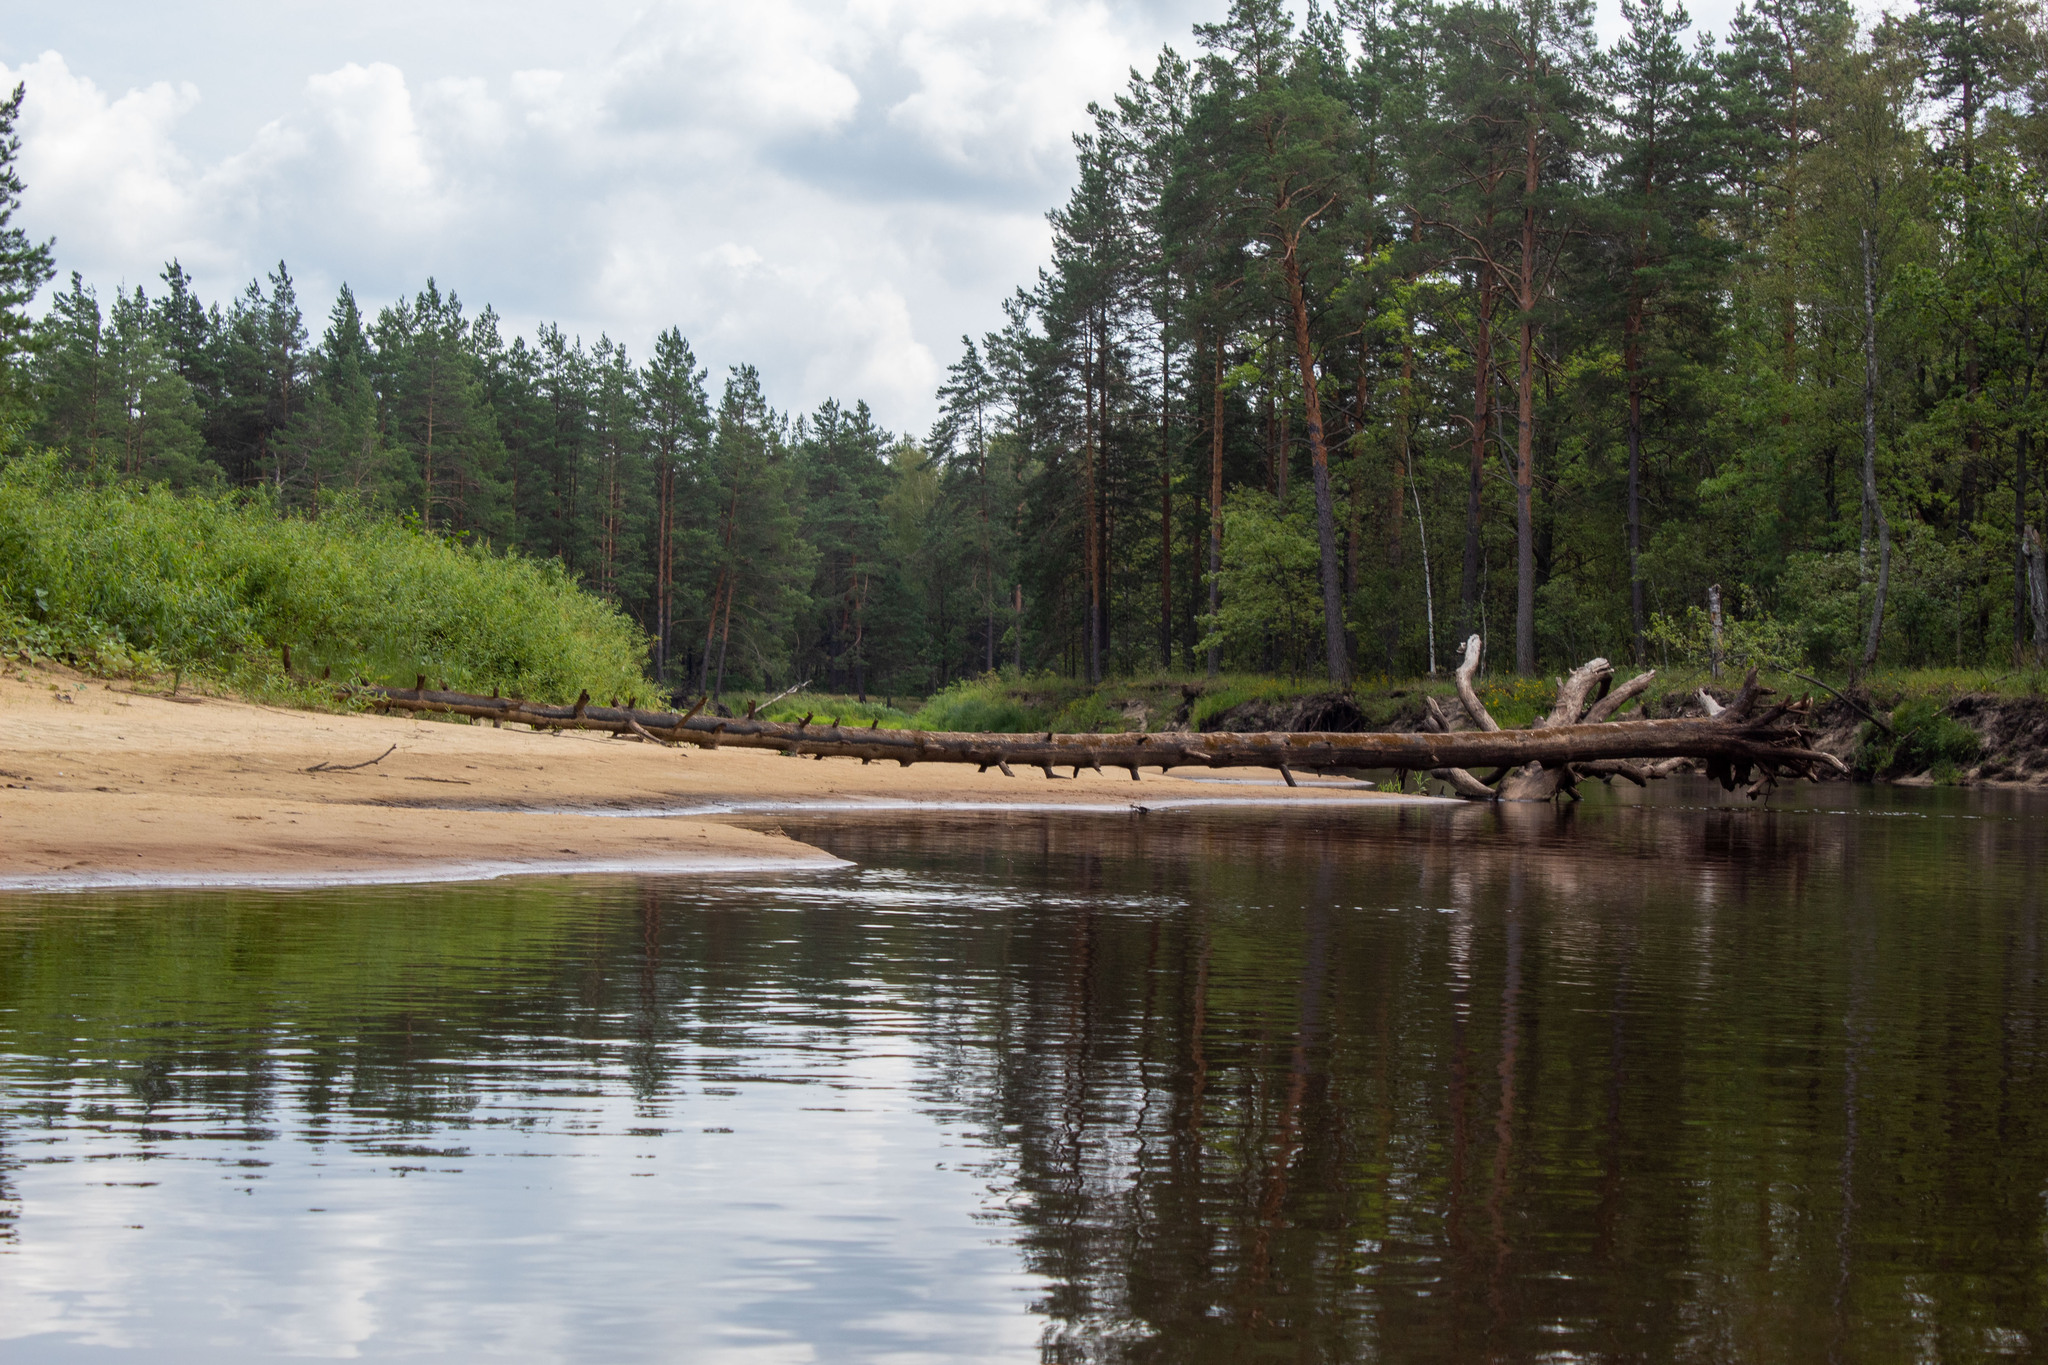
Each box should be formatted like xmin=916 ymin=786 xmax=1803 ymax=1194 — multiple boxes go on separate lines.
xmin=0 ymin=455 xmax=646 ymax=704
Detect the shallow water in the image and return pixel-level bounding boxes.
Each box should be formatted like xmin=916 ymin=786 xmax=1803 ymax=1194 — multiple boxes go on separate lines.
xmin=2 ymin=780 xmax=2044 ymax=1362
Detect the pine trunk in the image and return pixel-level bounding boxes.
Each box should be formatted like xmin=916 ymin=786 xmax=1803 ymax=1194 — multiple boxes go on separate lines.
xmin=1514 ymin=130 xmax=1539 ymax=677
xmin=1080 ymin=327 xmax=1103 ymax=684
xmin=1625 ymin=314 xmax=1645 ymax=666
xmin=1859 ymin=227 xmax=1891 ymax=672
xmin=1208 ymin=338 xmax=1224 ymax=677
xmin=1159 ymin=330 xmax=1174 ymax=669
xmin=1459 ymin=260 xmax=1494 ymax=643
xmin=1283 ymin=246 xmax=1351 ymax=685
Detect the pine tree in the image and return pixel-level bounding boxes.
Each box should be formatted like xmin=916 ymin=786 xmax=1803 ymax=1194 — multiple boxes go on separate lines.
xmin=372 ymin=281 xmax=503 ymax=535
xmin=1602 ymin=0 xmax=1732 ymax=660
xmin=0 ymin=83 xmax=55 ymax=425
xmin=29 ymin=274 xmax=108 ymax=465
xmin=217 ymin=263 xmax=310 ymax=494
xmin=1813 ymin=25 xmax=1930 ymax=670
xmin=587 ymin=336 xmax=650 ymax=605
xmin=102 ymin=286 xmax=208 ymax=485
xmin=698 ymin=366 xmax=811 ymax=695
xmin=641 ymin=327 xmax=711 ymax=686
xmin=280 ymin=285 xmax=388 ymax=503
xmin=1197 ymin=0 xmax=1359 ymax=682
xmin=798 ymin=399 xmax=894 ymax=695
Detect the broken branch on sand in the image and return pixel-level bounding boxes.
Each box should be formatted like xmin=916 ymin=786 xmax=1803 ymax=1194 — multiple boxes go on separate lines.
xmin=305 ymin=743 xmax=398 ymax=773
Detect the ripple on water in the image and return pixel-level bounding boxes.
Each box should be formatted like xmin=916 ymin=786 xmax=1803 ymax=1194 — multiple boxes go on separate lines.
xmin=1 ymin=781 xmax=2044 ymax=1362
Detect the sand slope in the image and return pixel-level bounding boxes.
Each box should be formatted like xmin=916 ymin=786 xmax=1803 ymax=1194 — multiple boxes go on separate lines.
xmin=0 ymin=664 xmax=1409 ymax=888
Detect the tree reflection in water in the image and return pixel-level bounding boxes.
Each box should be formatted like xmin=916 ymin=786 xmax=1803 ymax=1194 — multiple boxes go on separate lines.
xmin=786 ymin=790 xmax=2048 ymax=1363
xmin=0 ymin=784 xmax=2041 ymax=1362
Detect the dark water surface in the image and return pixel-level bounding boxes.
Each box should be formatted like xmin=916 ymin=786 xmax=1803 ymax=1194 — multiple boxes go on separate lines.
xmin=2 ymin=781 xmax=2045 ymax=1362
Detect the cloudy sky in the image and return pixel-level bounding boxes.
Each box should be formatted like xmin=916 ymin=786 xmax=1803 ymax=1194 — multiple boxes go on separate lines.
xmin=3 ymin=0 xmax=1754 ymax=433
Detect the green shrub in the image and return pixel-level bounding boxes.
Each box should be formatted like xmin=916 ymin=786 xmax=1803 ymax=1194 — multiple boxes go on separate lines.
xmin=1045 ymin=693 xmax=1131 ymax=734
xmin=909 ymin=678 xmax=1046 ymax=733
xmin=1194 ymin=489 xmax=1330 ymax=676
xmin=0 ymin=455 xmax=645 ymax=703
xmin=1776 ymin=554 xmax=1864 ymax=672
xmin=1645 ymin=584 xmax=1809 ymax=675
xmin=1851 ymin=697 xmax=1983 ymax=781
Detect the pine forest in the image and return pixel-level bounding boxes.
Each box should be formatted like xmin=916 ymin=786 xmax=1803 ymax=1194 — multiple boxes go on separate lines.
xmin=7 ymin=0 xmax=2048 ymax=698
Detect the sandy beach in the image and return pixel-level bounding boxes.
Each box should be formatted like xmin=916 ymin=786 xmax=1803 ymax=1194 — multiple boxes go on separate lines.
xmin=0 ymin=663 xmax=1414 ymax=889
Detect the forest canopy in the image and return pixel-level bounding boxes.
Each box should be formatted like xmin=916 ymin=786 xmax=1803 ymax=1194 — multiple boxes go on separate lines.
xmin=3 ymin=0 xmax=2047 ymax=698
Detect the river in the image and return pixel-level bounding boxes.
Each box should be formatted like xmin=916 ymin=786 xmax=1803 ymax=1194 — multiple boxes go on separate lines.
xmin=2 ymin=780 xmax=2043 ymax=1361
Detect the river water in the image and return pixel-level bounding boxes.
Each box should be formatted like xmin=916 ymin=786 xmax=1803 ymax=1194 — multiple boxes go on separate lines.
xmin=1 ymin=781 xmax=2043 ymax=1362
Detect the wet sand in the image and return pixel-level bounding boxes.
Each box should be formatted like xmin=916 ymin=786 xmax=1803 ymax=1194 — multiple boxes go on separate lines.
xmin=0 ymin=664 xmax=1424 ymax=889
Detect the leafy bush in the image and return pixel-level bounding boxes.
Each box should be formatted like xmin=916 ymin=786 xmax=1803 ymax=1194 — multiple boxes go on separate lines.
xmin=1646 ymin=584 xmax=1808 ymax=674
xmin=1195 ymin=490 xmax=1329 ymax=676
xmin=1776 ymin=553 xmax=1864 ymax=672
xmin=1851 ymin=697 xmax=1983 ymax=781
xmin=0 ymin=454 xmax=646 ymax=702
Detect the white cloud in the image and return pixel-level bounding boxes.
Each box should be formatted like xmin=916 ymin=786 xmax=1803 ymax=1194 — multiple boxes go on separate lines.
xmin=604 ymin=0 xmax=867 ymax=142
xmin=882 ymin=0 xmax=1138 ymax=176
xmin=208 ymin=62 xmax=455 ymax=249
xmin=6 ymin=53 xmax=206 ymax=275
xmin=0 ymin=2 xmax=1210 ymax=429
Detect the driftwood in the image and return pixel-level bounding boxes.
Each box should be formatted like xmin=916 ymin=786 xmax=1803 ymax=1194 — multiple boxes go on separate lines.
xmin=1412 ymin=635 xmax=1838 ymax=800
xmin=305 ymin=743 xmax=398 ymax=773
xmin=351 ymin=644 xmax=1842 ymax=802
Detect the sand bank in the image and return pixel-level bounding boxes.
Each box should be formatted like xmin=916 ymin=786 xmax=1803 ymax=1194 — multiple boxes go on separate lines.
xmin=0 ymin=664 xmax=1420 ymax=889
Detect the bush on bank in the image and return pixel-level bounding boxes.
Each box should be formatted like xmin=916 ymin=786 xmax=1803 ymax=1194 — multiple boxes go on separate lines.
xmin=0 ymin=454 xmax=646 ymax=703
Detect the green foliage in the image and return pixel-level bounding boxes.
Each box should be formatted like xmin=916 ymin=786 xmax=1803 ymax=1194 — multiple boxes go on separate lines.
xmin=1474 ymin=675 xmax=1560 ymax=730
xmin=909 ymin=677 xmax=1049 ymax=733
xmin=751 ymin=693 xmax=915 ymax=728
xmin=1645 ymin=586 xmax=1810 ymax=674
xmin=1852 ymin=697 xmax=1984 ymax=781
xmin=1196 ymin=490 xmax=1328 ymax=676
xmin=1044 ymin=693 xmax=1134 ymax=734
xmin=0 ymin=454 xmax=644 ymax=701
xmin=5 ymin=0 xmax=2046 ymax=701
xmin=0 ymin=81 xmax=55 ymax=419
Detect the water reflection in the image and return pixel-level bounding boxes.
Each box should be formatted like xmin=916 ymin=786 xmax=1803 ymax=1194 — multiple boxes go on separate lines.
xmin=0 ymin=781 xmax=2043 ymax=1361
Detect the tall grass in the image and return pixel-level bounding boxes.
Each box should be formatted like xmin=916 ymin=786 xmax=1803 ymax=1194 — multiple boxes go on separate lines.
xmin=750 ymin=694 xmax=916 ymax=728
xmin=909 ymin=678 xmax=1049 ymax=733
xmin=0 ymin=455 xmax=646 ymax=703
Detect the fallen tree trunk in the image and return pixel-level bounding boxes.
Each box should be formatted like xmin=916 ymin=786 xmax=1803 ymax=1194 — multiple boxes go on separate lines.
xmin=351 ymin=656 xmax=1843 ymax=799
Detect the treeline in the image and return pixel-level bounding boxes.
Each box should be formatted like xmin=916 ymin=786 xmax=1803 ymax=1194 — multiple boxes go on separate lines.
xmin=985 ymin=0 xmax=2048 ymax=684
xmin=16 ymin=266 xmax=921 ymax=697
xmin=4 ymin=0 xmax=2048 ymax=695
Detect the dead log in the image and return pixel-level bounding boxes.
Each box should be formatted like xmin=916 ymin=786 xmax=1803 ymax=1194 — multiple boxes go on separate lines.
xmin=349 ymin=663 xmax=1842 ymax=801
xmin=1496 ymin=656 xmax=1615 ymax=802
xmin=1422 ymin=636 xmax=1502 ymax=797
xmin=1452 ymin=634 xmax=1501 ymax=732
xmin=1430 ymin=766 xmax=1499 ymax=798
xmin=1584 ymin=669 xmax=1654 ymax=723
xmin=1537 ymin=657 xmax=1615 ymax=728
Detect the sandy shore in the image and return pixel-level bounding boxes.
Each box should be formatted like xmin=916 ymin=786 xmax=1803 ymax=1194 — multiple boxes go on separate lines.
xmin=0 ymin=663 xmax=1416 ymax=889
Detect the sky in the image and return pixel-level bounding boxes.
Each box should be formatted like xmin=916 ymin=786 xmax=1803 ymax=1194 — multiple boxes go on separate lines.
xmin=2 ymin=0 xmax=1765 ymax=434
